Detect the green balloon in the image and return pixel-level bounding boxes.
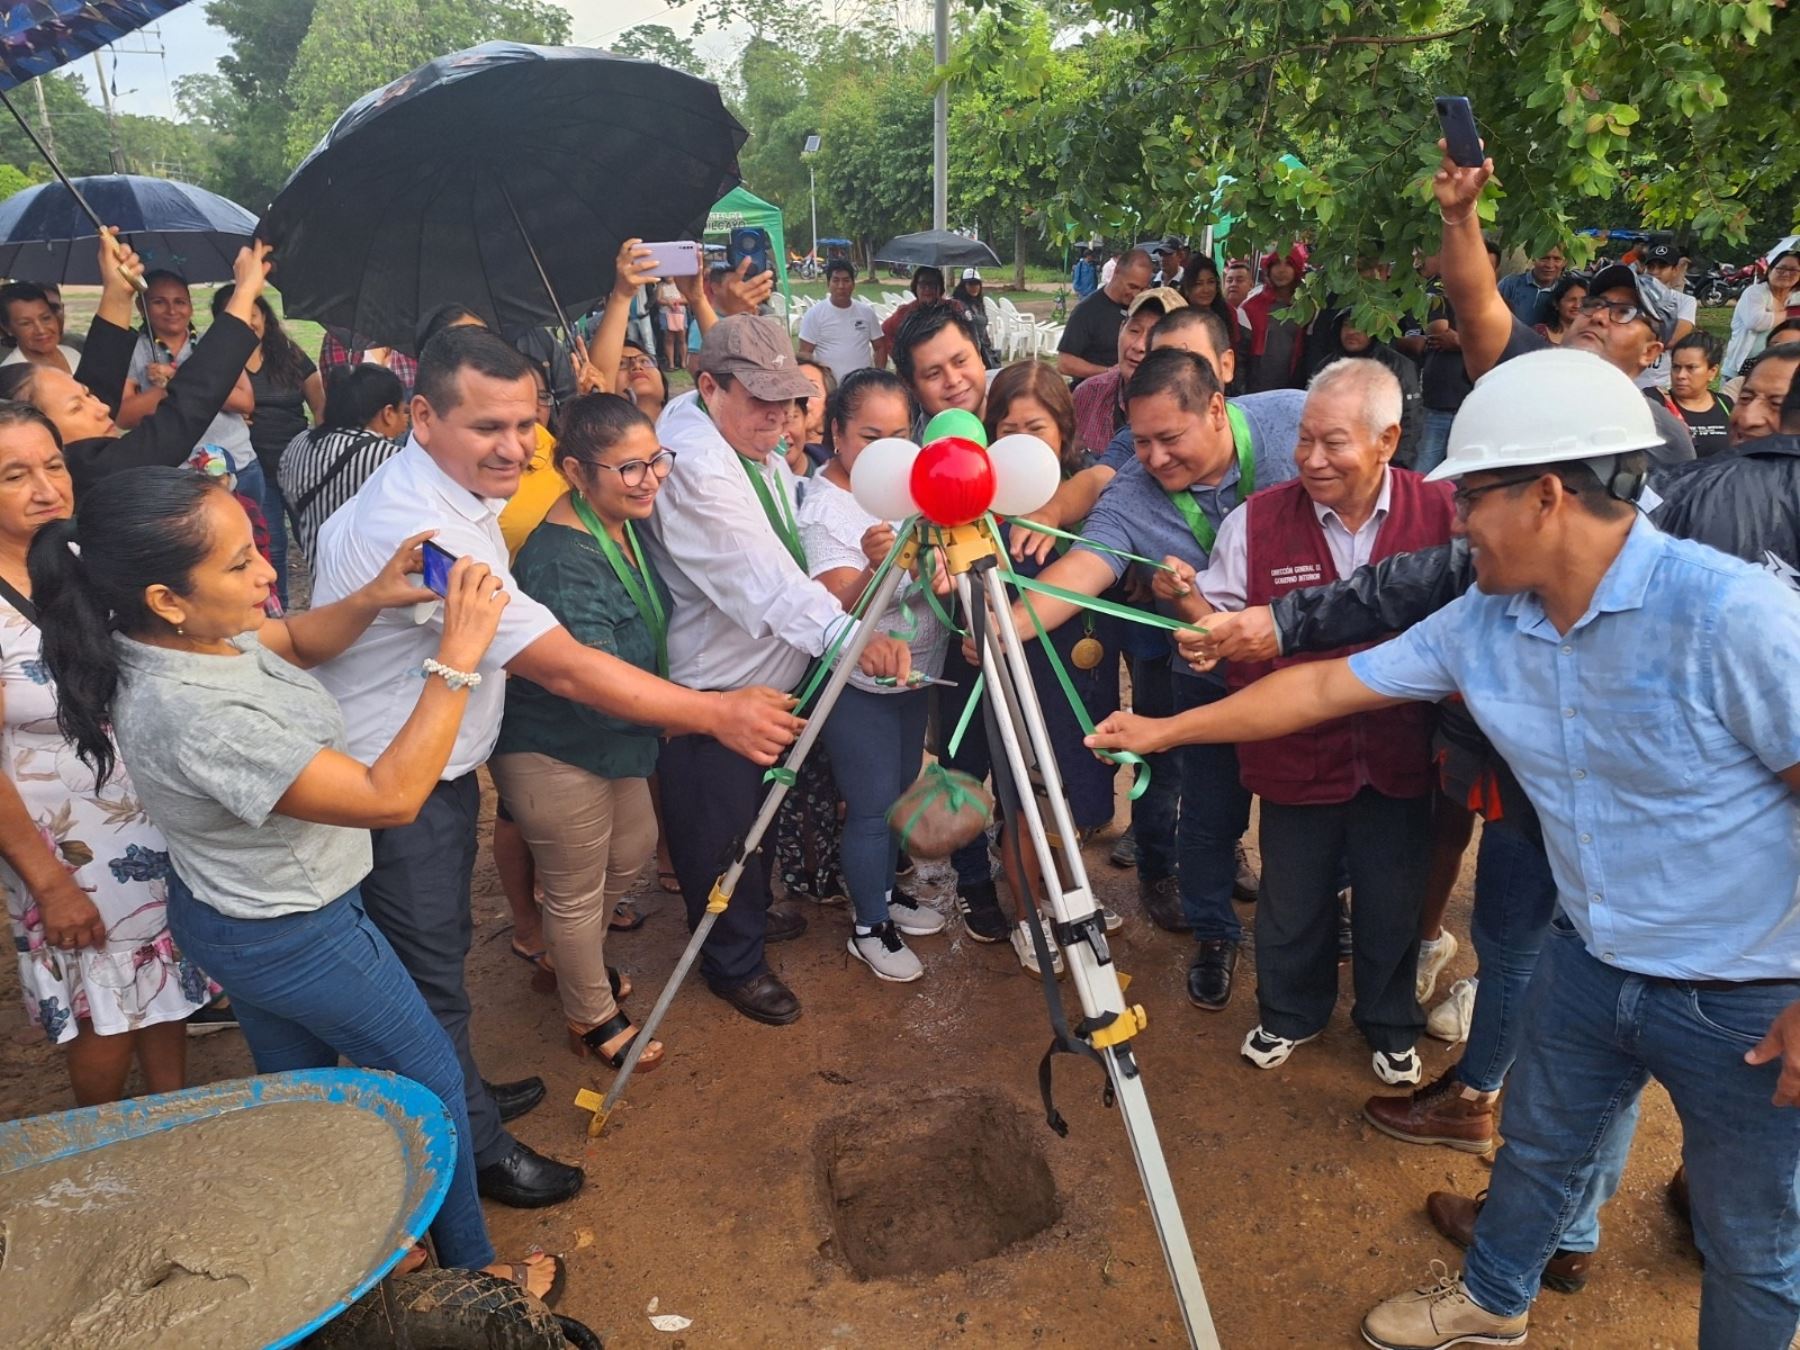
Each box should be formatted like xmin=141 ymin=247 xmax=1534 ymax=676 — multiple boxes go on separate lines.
xmin=922 ymin=407 xmax=988 ymax=448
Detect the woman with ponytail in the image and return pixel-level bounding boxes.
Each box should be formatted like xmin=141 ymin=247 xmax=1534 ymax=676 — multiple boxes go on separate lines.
xmin=30 ymin=465 xmax=564 ymax=1300
xmin=0 ymin=404 xmax=211 ymax=1106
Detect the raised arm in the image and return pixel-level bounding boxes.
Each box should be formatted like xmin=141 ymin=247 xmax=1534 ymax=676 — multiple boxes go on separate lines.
xmin=588 ymin=239 xmax=659 ymax=397
xmin=1432 ymin=145 xmax=1513 ymax=382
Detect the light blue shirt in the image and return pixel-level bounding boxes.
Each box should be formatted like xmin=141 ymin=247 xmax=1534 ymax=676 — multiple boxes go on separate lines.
xmin=1351 ymin=517 xmax=1800 ymax=981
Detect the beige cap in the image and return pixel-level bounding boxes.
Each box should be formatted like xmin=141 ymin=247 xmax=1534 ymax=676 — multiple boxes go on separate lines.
xmin=694 ymin=315 xmax=815 ymax=401
xmin=1127 ymin=286 xmax=1188 ymax=320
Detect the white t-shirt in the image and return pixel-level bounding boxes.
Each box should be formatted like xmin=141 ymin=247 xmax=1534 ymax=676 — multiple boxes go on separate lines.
xmin=798 ymin=298 xmax=881 ymax=383
xmin=1 ymin=344 xmax=80 ymax=372
xmin=795 ymin=473 xmax=948 ymax=694
xmin=1636 ymin=289 xmax=1699 ymax=390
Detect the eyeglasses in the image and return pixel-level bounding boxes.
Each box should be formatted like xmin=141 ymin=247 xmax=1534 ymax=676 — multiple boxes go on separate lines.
xmin=574 ymin=448 xmax=677 ymax=487
xmin=1577 ymin=296 xmax=1646 ymax=326
xmin=620 ymin=355 xmax=657 ymax=374
xmin=1452 ymin=472 xmax=1542 ymax=519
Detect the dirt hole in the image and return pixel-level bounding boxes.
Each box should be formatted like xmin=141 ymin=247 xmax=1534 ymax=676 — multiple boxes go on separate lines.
xmin=816 ymin=1087 xmax=1060 ymax=1280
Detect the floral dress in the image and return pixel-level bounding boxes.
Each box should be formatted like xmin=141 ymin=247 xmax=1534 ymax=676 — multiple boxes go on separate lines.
xmin=2 ymin=600 xmax=210 ymax=1042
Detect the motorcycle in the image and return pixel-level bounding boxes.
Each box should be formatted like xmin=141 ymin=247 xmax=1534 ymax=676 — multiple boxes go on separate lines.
xmin=1689 ymin=262 xmax=1747 ymax=309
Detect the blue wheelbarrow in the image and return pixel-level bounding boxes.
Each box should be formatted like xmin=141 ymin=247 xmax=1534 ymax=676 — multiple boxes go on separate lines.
xmin=0 ymin=1068 xmax=601 ymax=1349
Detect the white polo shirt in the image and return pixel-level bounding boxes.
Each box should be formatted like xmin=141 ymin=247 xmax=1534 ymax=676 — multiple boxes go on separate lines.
xmin=310 ymin=437 xmax=558 ymax=777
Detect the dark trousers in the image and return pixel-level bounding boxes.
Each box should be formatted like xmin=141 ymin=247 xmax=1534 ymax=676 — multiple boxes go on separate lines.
xmin=360 ymin=774 xmax=509 ymax=1169
xmin=659 ymin=732 xmax=774 ymax=987
xmin=1172 ymin=677 xmax=1252 ymax=941
xmin=1128 ymin=654 xmax=1179 ymax=881
xmin=1255 ymin=787 xmax=1431 ymax=1051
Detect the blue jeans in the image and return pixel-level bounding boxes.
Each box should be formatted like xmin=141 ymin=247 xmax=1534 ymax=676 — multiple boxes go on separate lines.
xmin=166 ymin=878 xmax=494 ymax=1270
xmin=253 ymin=461 xmax=289 ymax=610
xmin=1172 ymin=676 xmax=1250 ymax=941
xmin=820 ymin=685 xmax=929 ymax=928
xmin=1416 ymin=408 xmax=1457 ymax=475
xmin=1465 ymin=919 xmax=1800 ymax=1345
xmin=1128 ymin=654 xmax=1179 ymax=881
xmin=1456 ymin=818 xmax=1559 ymax=1093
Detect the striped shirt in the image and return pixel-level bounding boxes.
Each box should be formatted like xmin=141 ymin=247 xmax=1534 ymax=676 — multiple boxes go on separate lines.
xmin=277 ymin=427 xmax=404 ymax=560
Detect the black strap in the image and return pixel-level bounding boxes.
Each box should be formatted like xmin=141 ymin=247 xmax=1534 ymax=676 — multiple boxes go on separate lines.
xmin=0 ymin=573 xmax=36 ymax=626
xmin=293 ymin=431 xmax=385 ymax=518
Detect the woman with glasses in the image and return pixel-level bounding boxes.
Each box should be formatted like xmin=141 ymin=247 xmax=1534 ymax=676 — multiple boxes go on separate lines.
xmin=489 ymin=394 xmax=675 ymax=1073
xmin=1725 ymin=249 xmax=1800 ymax=379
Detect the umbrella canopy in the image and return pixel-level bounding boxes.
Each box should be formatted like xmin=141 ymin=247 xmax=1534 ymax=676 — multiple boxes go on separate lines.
xmin=262 ymin=42 xmax=745 ymax=351
xmin=873 ymin=229 xmax=1001 ymax=270
xmin=0 ymin=1 xmax=191 ymax=93
xmin=0 ymin=173 xmax=257 ymax=283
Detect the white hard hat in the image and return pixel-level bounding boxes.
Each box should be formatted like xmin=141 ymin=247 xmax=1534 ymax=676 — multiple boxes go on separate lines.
xmin=1428 ymin=349 xmax=1663 ymax=483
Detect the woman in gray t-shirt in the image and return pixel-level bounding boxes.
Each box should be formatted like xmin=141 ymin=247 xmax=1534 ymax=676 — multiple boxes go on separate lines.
xmin=29 ymin=466 xmax=561 ymax=1299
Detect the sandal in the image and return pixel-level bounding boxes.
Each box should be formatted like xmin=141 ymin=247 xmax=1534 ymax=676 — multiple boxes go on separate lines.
xmin=608 ymin=965 xmax=631 ymax=1001
xmin=490 ymin=1252 xmax=565 ymax=1308
xmin=570 ymin=1010 xmax=663 ymax=1073
xmin=609 ymin=900 xmax=646 ymax=932
xmin=510 ymin=939 xmax=556 ymax=993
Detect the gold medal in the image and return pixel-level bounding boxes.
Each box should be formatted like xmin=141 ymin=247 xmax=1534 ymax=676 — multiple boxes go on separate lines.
xmin=1071 ymin=636 xmax=1104 ymax=670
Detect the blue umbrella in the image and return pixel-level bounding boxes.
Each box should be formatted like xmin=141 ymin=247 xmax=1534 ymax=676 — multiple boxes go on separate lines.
xmin=0 ymin=173 xmax=257 ymax=283
xmin=0 ymin=2 xmax=191 ymax=94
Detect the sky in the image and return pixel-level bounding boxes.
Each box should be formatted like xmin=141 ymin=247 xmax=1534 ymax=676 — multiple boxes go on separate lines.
xmin=80 ymin=1 xmax=720 ymax=121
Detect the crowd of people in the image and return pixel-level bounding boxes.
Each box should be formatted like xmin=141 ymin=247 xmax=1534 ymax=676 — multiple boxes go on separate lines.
xmin=0 ymin=132 xmax=1796 ymax=1348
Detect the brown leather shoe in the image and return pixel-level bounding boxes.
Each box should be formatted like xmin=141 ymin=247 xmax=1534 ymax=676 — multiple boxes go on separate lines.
xmin=1427 ymin=1189 xmax=1593 ymax=1295
xmin=1363 ymin=1068 xmax=1497 ymax=1153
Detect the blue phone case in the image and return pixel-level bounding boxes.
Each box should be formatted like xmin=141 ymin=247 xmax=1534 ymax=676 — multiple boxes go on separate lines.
xmin=422 ymin=543 xmax=454 ymax=598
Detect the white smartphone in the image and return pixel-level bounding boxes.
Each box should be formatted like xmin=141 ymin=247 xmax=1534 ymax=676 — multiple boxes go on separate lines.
xmin=638 ymin=240 xmax=702 ymax=277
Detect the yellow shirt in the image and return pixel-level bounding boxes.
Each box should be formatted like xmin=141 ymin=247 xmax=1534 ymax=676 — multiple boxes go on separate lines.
xmin=498 ymin=424 xmax=569 ymax=560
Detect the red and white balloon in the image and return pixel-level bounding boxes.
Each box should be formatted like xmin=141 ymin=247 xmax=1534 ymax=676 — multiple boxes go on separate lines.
xmin=851 ymin=432 xmax=1059 ymax=527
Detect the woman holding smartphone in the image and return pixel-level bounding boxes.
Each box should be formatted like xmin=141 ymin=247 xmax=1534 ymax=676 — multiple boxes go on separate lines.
xmin=30 ymin=466 xmax=562 ymax=1300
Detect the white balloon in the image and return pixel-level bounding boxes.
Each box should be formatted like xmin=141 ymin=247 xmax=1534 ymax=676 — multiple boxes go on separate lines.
xmin=850 ymin=437 xmax=921 ymax=519
xmin=986 ymin=433 xmax=1062 ymax=515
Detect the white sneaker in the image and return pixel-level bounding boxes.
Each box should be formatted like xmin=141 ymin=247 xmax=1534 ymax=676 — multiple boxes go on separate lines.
xmin=848 ymin=922 xmax=924 ymax=982
xmin=1416 ymin=929 xmax=1459 ymax=1002
xmin=1240 ymin=1024 xmax=1318 ymax=1069
xmin=1011 ymin=919 xmax=1064 ymax=976
xmin=1428 ymin=977 xmax=1478 ymax=1044
xmin=1373 ymin=1047 xmax=1424 ymax=1086
xmin=1100 ymin=905 xmax=1123 ymax=933
xmin=887 ymin=888 xmax=947 ymax=936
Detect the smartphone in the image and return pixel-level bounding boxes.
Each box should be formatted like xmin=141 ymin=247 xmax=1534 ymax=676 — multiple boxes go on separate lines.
xmin=421 ymin=539 xmax=457 ymax=598
xmin=727 ymin=226 xmax=773 ymax=278
xmin=1435 ymin=95 xmax=1483 ymax=168
xmin=639 ymin=239 xmax=702 ymax=277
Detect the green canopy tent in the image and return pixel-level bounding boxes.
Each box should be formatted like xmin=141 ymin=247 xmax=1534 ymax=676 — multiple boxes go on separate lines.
xmin=704 ymin=185 xmax=793 ymax=308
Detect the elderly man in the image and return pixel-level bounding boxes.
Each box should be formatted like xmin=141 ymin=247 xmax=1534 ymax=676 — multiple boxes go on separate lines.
xmin=1171 ymin=359 xmax=1454 ymax=1084
xmin=1495 ymin=242 xmax=1566 ymax=324
xmin=1072 ymin=285 xmax=1187 ymax=458
xmin=648 ymin=316 xmax=913 ymax=1026
xmin=1091 ymin=350 xmax=1800 ymax=1350
xmin=313 ymin=328 xmax=805 ymax=1207
xmin=997 ymin=348 xmax=1300 ymax=1007
xmin=1058 ymin=247 xmax=1156 ymax=382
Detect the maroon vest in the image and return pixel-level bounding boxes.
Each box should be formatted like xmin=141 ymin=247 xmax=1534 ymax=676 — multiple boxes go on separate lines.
xmin=1227 ymin=469 xmax=1455 ymax=806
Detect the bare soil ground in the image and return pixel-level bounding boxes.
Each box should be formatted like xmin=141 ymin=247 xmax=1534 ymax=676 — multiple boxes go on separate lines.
xmin=2 ymin=776 xmax=1701 ymax=1348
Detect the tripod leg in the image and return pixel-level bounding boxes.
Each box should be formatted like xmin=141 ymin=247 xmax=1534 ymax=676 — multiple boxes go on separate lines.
xmin=969 ymin=564 xmax=1221 ymax=1350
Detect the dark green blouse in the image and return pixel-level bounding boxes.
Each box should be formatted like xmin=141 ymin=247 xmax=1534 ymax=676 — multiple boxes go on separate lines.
xmin=496 ymin=520 xmax=669 ymax=780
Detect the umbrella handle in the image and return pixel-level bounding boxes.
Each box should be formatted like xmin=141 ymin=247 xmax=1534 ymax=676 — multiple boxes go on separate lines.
xmin=0 ymin=91 xmax=146 ymax=294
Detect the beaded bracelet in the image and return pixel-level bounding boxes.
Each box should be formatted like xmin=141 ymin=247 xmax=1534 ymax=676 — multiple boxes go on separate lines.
xmin=422 ymin=659 xmax=482 ymax=691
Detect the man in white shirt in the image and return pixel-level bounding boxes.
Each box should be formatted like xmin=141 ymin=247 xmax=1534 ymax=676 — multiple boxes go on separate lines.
xmin=313 ymin=327 xmax=802 ymax=1205
xmin=797 ymin=259 xmax=887 ymax=382
xmin=647 ymin=315 xmax=910 ymax=1026
xmin=1636 ymin=240 xmax=1699 ymax=389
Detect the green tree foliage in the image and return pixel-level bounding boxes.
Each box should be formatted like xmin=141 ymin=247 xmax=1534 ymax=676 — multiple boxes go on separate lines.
xmin=0 ymin=74 xmax=120 ymax=179
xmin=197 ymin=0 xmax=320 ymax=207
xmin=0 ymin=164 xmax=38 ymax=203
xmin=283 ymin=0 xmax=571 ymax=161
xmin=609 ymin=24 xmax=704 ymax=75
xmin=815 ymin=50 xmax=935 ymax=255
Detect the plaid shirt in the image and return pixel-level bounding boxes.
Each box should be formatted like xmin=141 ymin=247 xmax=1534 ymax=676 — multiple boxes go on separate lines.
xmin=1072 ymin=365 xmax=1125 ymax=456
xmin=319 ymin=330 xmax=418 ymax=399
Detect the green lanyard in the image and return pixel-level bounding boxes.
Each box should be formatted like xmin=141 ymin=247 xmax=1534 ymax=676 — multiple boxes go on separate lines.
xmin=569 ymin=490 xmax=669 ymax=678
xmin=1163 ymin=402 xmax=1255 ymax=555
xmin=736 ymin=449 xmax=807 ymax=571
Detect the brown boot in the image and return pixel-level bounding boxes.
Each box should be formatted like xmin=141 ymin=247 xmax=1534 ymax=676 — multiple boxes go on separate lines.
xmin=1426 ymin=1189 xmax=1594 ymax=1295
xmin=1363 ymin=1068 xmax=1497 ymax=1153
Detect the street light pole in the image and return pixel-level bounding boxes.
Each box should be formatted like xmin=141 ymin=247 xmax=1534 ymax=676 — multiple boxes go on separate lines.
xmin=933 ymin=0 xmax=948 ymax=231
xmin=802 ymin=133 xmax=821 ymax=272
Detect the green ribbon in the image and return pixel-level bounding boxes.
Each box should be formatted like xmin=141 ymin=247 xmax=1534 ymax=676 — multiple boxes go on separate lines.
xmin=1163 ymin=401 xmax=1256 ymax=555
xmin=944 ymin=672 xmax=986 ymax=759
xmin=894 ymin=762 xmax=992 ymax=850
xmin=569 ymin=490 xmax=668 ymax=678
xmin=737 ymin=451 xmax=807 ymax=571
xmin=1001 ymin=517 xmax=1175 ymax=572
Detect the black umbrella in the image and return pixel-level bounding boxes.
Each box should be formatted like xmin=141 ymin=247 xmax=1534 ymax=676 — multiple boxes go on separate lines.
xmin=261 ymin=42 xmax=746 ymax=351
xmin=873 ymin=229 xmax=1002 ymax=270
xmin=0 ymin=174 xmax=257 ymax=284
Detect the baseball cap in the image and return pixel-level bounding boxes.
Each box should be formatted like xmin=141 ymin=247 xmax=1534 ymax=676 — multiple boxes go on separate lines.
xmin=962 ymin=267 xmax=981 ymax=281
xmin=694 ymin=315 xmax=815 ymax=401
xmin=1588 ymin=263 xmax=1681 ymax=344
xmin=1127 ymin=286 xmax=1187 ymax=320
xmin=1642 ymin=241 xmax=1680 ymax=267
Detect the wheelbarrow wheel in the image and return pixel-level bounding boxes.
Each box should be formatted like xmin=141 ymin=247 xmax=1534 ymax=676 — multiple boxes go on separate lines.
xmin=309 ymin=1268 xmax=602 ymax=1349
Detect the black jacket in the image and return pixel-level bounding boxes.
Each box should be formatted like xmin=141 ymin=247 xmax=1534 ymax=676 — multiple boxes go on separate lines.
xmin=1650 ymin=434 xmax=1800 ymax=587
xmin=66 ymin=313 xmax=257 ymax=493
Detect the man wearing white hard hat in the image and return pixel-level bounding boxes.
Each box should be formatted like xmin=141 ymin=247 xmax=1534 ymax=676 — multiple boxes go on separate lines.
xmin=1087 ymin=348 xmax=1800 ymax=1350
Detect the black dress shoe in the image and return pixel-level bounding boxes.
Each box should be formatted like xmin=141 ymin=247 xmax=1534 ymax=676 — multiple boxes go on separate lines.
xmin=764 ymin=903 xmax=808 ymax=943
xmin=709 ymin=970 xmax=801 ymax=1025
xmin=1138 ymin=875 xmax=1189 ymax=931
xmin=476 ymin=1138 xmax=584 ymax=1208
xmin=1186 ymin=939 xmax=1240 ymax=1010
xmin=486 ymin=1076 xmax=546 ymax=1124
